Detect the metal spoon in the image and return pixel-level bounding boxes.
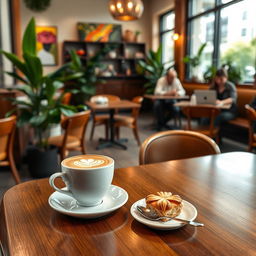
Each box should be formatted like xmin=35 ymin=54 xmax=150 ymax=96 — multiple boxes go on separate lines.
xmin=137 ymin=205 xmax=204 ymax=227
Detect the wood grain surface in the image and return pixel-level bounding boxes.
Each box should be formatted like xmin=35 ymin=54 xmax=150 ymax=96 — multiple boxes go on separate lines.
xmin=86 ymin=100 xmax=140 ymax=111
xmin=1 ymin=152 xmax=256 ymax=255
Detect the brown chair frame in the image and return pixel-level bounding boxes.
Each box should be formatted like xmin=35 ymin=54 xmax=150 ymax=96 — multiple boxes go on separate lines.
xmin=48 ymin=110 xmax=91 ymax=161
xmin=89 ymin=94 xmax=121 ymax=140
xmin=182 ymin=105 xmax=220 ymax=142
xmin=245 ymin=104 xmax=256 ymax=152
xmin=139 ymin=130 xmax=220 ymax=165
xmin=114 ymin=96 xmax=143 ymax=145
xmin=0 ymin=116 xmax=21 ymax=184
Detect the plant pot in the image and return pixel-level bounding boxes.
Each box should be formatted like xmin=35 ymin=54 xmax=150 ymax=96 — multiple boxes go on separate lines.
xmin=26 ymin=145 xmax=60 ymax=178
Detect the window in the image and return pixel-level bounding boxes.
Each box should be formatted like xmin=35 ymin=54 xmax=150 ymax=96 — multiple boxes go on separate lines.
xmin=0 ymin=0 xmax=13 ymax=87
xmin=187 ymin=0 xmax=256 ymax=83
xmin=160 ymin=10 xmax=175 ymax=66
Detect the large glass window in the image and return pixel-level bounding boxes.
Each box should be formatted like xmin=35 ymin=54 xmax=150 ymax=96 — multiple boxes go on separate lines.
xmin=0 ymin=0 xmax=13 ymax=87
xmin=160 ymin=10 xmax=175 ymax=66
xmin=187 ymin=0 xmax=256 ymax=84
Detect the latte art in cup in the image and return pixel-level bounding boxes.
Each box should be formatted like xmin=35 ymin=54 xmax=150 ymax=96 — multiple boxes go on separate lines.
xmin=62 ymin=155 xmax=113 ymax=169
xmin=74 ymin=159 xmax=105 ymax=168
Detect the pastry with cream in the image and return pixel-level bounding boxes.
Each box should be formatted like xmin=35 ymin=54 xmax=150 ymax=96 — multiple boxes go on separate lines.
xmin=146 ymin=192 xmax=183 ymax=219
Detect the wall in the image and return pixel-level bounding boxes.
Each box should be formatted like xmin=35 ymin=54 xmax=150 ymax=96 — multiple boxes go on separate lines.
xmin=150 ymin=0 xmax=174 ymax=50
xmin=20 ymin=0 xmax=151 ymax=74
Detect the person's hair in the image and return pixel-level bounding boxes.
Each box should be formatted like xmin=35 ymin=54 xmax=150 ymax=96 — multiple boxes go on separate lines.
xmin=166 ymin=68 xmax=177 ymax=77
xmin=215 ymin=68 xmax=228 ymax=78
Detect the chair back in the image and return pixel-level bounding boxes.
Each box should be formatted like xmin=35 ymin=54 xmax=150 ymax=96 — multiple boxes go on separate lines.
xmin=61 ymin=92 xmax=72 ymax=105
xmin=0 ymin=116 xmax=16 ymax=160
xmin=62 ymin=110 xmax=91 ymax=141
xmin=90 ymin=94 xmax=120 ymax=102
xmin=139 ymin=130 xmax=220 ymax=165
xmin=182 ymin=105 xmax=220 ymax=136
xmin=131 ymin=96 xmax=143 ymax=119
xmin=245 ymin=104 xmax=256 ymax=151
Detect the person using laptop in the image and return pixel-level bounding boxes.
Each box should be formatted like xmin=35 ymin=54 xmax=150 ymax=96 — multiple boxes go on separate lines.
xmin=210 ymin=68 xmax=237 ymax=126
xmin=154 ymin=69 xmax=185 ymax=130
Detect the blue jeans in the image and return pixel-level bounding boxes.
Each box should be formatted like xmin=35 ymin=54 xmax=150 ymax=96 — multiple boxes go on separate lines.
xmin=153 ymin=99 xmax=179 ymax=128
xmin=214 ymin=111 xmax=236 ymax=126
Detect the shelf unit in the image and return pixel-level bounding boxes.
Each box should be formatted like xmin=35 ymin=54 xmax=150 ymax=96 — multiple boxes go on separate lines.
xmin=62 ymin=41 xmax=146 ymax=78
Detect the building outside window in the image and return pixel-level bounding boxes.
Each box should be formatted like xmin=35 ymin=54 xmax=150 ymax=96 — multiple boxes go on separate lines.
xmin=186 ymin=0 xmax=256 ymax=84
xmin=159 ymin=10 xmax=175 ymax=67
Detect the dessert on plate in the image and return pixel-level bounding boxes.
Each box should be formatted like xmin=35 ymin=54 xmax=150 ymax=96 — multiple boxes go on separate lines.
xmin=146 ymin=192 xmax=183 ymax=221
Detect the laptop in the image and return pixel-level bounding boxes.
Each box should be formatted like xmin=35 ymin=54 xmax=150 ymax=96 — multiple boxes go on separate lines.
xmin=194 ymin=90 xmax=217 ymax=105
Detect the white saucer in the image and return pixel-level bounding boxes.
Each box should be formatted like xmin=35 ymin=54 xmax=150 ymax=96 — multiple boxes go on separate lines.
xmin=130 ymin=198 xmax=197 ymax=230
xmin=49 ymin=185 xmax=128 ymax=218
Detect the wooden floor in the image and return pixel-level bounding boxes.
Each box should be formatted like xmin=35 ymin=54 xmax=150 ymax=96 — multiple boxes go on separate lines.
xmin=0 ymin=113 xmax=249 ymax=199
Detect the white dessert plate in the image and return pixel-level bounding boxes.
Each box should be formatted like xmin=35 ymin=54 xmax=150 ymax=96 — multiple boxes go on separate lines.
xmin=130 ymin=198 xmax=197 ymax=230
xmin=48 ymin=185 xmax=128 ymax=218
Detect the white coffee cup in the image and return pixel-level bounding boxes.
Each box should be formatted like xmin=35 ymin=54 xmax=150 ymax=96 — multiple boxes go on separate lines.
xmin=49 ymin=155 xmax=114 ymax=207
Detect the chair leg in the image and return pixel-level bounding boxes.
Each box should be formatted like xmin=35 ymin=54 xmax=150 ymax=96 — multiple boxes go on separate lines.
xmin=105 ymin=123 xmax=109 ymax=140
xmin=116 ymin=127 xmax=120 ymax=140
xmin=133 ymin=126 xmax=141 ymax=146
xmin=8 ymin=154 xmax=21 ymax=184
xmin=90 ymin=122 xmax=95 ymax=141
xmin=82 ymin=142 xmax=86 ymax=154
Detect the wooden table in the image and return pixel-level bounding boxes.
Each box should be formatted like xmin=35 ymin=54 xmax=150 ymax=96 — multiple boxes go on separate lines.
xmin=1 ymin=152 xmax=256 ymax=255
xmin=144 ymin=94 xmax=190 ymax=100
xmin=86 ymin=100 xmax=140 ymax=150
xmin=175 ymin=101 xmax=231 ymax=109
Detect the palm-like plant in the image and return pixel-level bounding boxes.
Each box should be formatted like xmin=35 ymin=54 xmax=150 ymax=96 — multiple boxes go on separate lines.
xmin=137 ymin=46 xmax=173 ymax=94
xmin=0 ymin=18 xmax=79 ymax=149
xmin=59 ymin=45 xmax=115 ymax=105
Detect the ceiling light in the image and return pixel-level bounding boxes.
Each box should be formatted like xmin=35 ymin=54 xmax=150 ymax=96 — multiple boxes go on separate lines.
xmin=109 ymin=0 xmax=144 ymax=21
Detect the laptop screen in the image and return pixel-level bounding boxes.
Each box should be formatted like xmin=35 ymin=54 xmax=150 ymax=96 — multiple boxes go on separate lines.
xmin=194 ymin=90 xmax=217 ymax=105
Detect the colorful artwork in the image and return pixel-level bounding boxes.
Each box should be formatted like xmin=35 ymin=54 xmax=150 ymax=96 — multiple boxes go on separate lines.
xmin=36 ymin=26 xmax=58 ymax=66
xmin=77 ymin=23 xmax=122 ymax=42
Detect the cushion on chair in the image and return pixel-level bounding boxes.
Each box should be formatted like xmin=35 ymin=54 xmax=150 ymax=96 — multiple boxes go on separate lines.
xmin=114 ymin=115 xmax=134 ymax=124
xmin=48 ymin=135 xmax=81 ymax=148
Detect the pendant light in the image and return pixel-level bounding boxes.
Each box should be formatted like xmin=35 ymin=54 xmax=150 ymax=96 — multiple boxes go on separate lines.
xmin=109 ymin=0 xmax=144 ymax=21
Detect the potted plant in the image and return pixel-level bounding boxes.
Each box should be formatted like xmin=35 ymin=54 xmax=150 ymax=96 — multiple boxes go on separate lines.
xmin=60 ymin=46 xmax=115 ymax=105
xmin=0 ymin=18 xmax=81 ymax=178
xmin=137 ymin=45 xmax=173 ymax=94
xmin=183 ymin=42 xmax=207 ymax=82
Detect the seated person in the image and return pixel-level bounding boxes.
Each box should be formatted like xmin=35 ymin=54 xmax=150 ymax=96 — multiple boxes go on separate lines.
xmin=153 ymin=69 xmax=185 ymax=130
xmin=210 ymin=68 xmax=237 ymax=126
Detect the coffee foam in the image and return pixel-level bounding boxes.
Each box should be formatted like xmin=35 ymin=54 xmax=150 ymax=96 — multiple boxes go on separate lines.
xmin=62 ymin=155 xmax=113 ymax=169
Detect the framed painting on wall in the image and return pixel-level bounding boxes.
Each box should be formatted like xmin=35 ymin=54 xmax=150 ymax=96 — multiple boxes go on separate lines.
xmin=36 ymin=26 xmax=58 ymax=66
xmin=77 ymin=23 xmax=122 ymax=42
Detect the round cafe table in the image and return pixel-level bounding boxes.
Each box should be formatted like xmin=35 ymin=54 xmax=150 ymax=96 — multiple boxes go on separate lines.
xmin=1 ymin=152 xmax=256 ymax=255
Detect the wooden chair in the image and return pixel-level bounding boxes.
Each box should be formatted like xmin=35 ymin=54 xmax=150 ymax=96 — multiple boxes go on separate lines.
xmin=48 ymin=110 xmax=91 ymax=161
xmin=182 ymin=105 xmax=220 ymax=143
xmin=139 ymin=130 xmax=220 ymax=165
xmin=61 ymin=92 xmax=72 ymax=105
xmin=245 ymin=104 xmax=256 ymax=151
xmin=0 ymin=116 xmax=21 ymax=184
xmin=114 ymin=96 xmax=143 ymax=145
xmin=89 ymin=94 xmax=120 ymax=140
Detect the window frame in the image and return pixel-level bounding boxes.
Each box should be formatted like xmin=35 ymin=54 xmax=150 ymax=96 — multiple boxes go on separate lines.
xmin=159 ymin=9 xmax=175 ymax=63
xmin=186 ymin=0 xmax=255 ymax=83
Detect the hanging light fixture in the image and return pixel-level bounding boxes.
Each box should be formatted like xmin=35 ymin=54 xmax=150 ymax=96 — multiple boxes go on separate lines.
xmin=109 ymin=0 xmax=144 ymax=21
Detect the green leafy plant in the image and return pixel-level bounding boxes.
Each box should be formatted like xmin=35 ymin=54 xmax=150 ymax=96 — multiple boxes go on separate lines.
xmin=0 ymin=18 xmax=80 ymax=149
xmin=203 ymin=66 xmax=217 ymax=83
xmin=61 ymin=45 xmax=116 ymax=105
xmin=221 ymin=61 xmax=242 ymax=85
xmin=137 ymin=46 xmax=173 ymax=94
xmin=183 ymin=43 xmax=207 ymax=68
xmin=23 ymin=0 xmax=51 ymax=12
xmin=183 ymin=43 xmax=207 ymax=81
